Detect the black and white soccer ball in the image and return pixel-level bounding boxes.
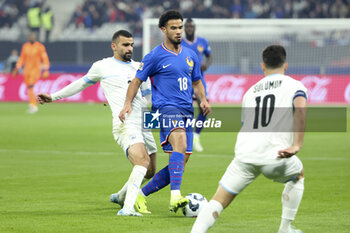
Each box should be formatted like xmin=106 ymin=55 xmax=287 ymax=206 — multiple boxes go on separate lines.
xmin=182 ymin=193 xmax=208 ymax=217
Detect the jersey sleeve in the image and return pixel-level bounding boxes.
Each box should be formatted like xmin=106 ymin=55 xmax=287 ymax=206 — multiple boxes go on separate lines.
xmin=135 ymin=52 xmax=156 ymax=82
xmin=40 ymin=44 xmax=50 ymax=70
xmin=84 ymin=61 xmax=102 ymax=84
xmin=51 ymin=78 xmax=93 ymax=101
xmin=140 ymin=78 xmax=152 ymax=104
xmin=293 ymin=82 xmax=308 ymax=101
xmin=140 ymin=78 xmax=152 ymax=97
xmin=16 ymin=44 xmax=26 ymax=69
xmin=191 ymin=52 xmax=202 ymax=82
xmin=203 ymin=38 xmax=211 ymax=57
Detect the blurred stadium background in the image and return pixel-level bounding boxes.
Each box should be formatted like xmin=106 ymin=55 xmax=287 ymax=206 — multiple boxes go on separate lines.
xmin=0 ymin=0 xmax=350 ymax=104
xmin=1 ymin=1 xmax=350 ymax=233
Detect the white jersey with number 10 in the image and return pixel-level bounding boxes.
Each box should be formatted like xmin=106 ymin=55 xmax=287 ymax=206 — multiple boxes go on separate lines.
xmin=234 ymin=73 xmax=308 ymax=164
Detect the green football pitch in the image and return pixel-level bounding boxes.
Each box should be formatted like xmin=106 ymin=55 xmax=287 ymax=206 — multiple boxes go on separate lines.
xmin=0 ymin=103 xmax=349 ymax=233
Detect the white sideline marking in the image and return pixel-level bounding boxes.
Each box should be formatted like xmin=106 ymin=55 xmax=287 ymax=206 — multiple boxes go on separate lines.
xmin=0 ymin=149 xmax=349 ymax=161
xmin=0 ymin=149 xmax=115 ymax=155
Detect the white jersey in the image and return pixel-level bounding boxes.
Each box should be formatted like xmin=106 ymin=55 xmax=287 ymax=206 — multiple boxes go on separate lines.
xmin=234 ymin=73 xmax=307 ymax=164
xmin=85 ymin=57 xmax=149 ymax=126
xmin=51 ymin=57 xmax=151 ymax=128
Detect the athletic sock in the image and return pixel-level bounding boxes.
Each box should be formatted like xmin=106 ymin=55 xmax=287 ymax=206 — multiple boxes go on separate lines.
xmin=123 ymin=165 xmax=147 ymax=210
xmin=141 ymin=166 xmax=170 ymax=196
xmin=195 ymin=113 xmax=206 ymax=134
xmin=279 ymin=178 xmax=304 ymax=232
xmin=191 ymin=200 xmax=223 ymax=233
xmin=169 ymin=152 xmax=184 ymax=192
xmin=28 ymin=87 xmax=37 ymax=106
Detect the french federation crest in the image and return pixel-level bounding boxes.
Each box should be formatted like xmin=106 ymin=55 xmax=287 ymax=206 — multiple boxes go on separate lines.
xmin=197 ymin=45 xmax=204 ymax=53
xmin=186 ymin=57 xmax=194 ymax=67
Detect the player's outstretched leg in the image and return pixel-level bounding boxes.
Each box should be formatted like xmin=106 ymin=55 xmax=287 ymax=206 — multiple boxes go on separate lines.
xmin=140 ymin=165 xmax=170 ymax=196
xmin=27 ymin=86 xmax=38 ymax=114
xmin=168 ymin=130 xmax=190 ymax=212
xmin=191 ymin=200 xmax=223 ymax=233
xmin=112 ymin=180 xmax=152 ymax=214
xmin=168 ymin=151 xmax=189 ymax=213
xmin=191 ymin=185 xmax=235 ymax=233
xmin=117 ymin=165 xmax=147 ymax=216
xmin=110 ymin=181 xmax=128 ymax=207
xmin=117 ymin=144 xmax=149 ymax=216
xmin=114 ymin=152 xmax=156 ymax=214
xmin=278 ymin=176 xmax=304 ymax=233
xmin=135 ymin=166 xmax=170 ymax=214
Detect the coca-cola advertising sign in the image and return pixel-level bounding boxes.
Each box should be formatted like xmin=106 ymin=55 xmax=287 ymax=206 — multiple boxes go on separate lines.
xmin=0 ymin=73 xmax=106 ymax=102
xmin=206 ymin=74 xmax=349 ymax=104
xmin=0 ymin=73 xmax=349 ymax=104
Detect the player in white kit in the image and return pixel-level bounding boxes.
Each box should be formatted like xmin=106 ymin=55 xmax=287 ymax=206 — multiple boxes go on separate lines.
xmin=37 ymin=30 xmax=157 ymax=217
xmin=191 ymin=45 xmax=307 ymax=233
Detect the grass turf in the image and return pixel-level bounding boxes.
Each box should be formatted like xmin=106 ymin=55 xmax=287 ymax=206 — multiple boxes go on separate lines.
xmin=0 ymin=102 xmax=349 ymax=233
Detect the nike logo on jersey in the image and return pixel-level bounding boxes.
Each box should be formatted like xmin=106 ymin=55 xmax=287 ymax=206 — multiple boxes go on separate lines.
xmin=162 ymin=64 xmax=171 ymax=69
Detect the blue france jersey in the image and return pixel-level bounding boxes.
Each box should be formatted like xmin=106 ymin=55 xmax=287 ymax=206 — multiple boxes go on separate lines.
xmin=181 ymin=36 xmax=211 ymax=64
xmin=136 ymin=43 xmax=202 ymax=109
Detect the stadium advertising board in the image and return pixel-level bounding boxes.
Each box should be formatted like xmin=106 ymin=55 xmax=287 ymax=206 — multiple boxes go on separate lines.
xmin=0 ymin=73 xmax=349 ymax=104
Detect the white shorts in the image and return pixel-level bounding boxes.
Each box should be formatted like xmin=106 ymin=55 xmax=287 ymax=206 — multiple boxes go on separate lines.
xmin=113 ymin=124 xmax=157 ymax=156
xmin=219 ymin=156 xmax=303 ymax=194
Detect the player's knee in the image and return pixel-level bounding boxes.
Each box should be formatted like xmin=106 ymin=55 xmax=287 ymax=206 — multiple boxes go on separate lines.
xmin=139 ymin=154 xmax=150 ymax=168
xmin=173 ymin=144 xmax=186 ymax=154
xmin=171 ymin=133 xmax=187 ymax=153
xmin=128 ymin=151 xmax=150 ymax=168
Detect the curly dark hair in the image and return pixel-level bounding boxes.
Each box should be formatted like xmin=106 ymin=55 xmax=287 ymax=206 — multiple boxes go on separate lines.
xmin=158 ymin=10 xmax=183 ymax=28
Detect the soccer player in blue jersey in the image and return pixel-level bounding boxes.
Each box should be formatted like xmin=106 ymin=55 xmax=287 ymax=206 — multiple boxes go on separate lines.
xmin=181 ymin=18 xmax=213 ymax=152
xmin=119 ymin=10 xmax=211 ymax=213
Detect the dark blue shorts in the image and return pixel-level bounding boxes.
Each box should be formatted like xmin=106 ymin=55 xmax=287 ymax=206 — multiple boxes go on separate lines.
xmin=157 ymin=107 xmax=193 ymax=154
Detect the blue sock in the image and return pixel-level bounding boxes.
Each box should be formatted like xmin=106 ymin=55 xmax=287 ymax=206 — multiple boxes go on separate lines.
xmin=195 ymin=113 xmax=207 ymax=134
xmin=169 ymin=152 xmax=185 ymax=191
xmin=141 ymin=166 xmax=170 ymax=196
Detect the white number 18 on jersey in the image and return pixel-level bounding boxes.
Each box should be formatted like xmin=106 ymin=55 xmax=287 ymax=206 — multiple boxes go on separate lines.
xmin=178 ymin=77 xmax=188 ymax=91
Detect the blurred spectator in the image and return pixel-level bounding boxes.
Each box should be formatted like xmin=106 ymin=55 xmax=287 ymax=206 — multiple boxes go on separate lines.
xmin=231 ymin=0 xmax=243 ymax=18
xmin=1 ymin=0 xmax=350 ymax=38
xmin=41 ymin=6 xmax=53 ymax=42
xmin=27 ymin=2 xmax=41 ymax=38
xmin=4 ymin=49 xmax=19 ymax=73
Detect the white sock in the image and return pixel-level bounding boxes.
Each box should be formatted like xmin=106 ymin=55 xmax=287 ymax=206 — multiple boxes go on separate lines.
xmin=123 ymin=165 xmax=147 ymax=210
xmin=171 ymin=190 xmax=181 ymax=198
xmin=279 ymin=178 xmax=304 ymax=231
xmin=194 ymin=133 xmax=200 ymax=139
xmin=191 ymin=200 xmax=223 ymax=233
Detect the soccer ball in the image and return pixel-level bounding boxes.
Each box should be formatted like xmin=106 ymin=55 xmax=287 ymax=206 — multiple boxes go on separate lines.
xmin=182 ymin=193 xmax=208 ymax=217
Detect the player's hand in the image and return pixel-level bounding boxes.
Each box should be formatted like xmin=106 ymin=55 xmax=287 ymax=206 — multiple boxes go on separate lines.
xmin=37 ymin=93 xmax=52 ymax=104
xmin=200 ymin=100 xmax=212 ymax=116
xmin=277 ymin=145 xmax=301 ymax=158
xmin=42 ymin=70 xmax=49 ymax=79
xmin=12 ymin=68 xmax=18 ymax=77
xmin=119 ymin=103 xmax=132 ymax=123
